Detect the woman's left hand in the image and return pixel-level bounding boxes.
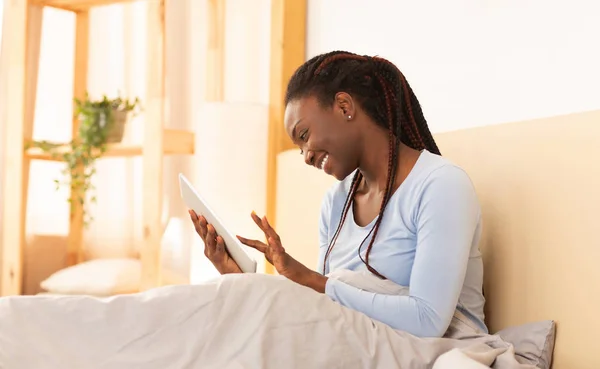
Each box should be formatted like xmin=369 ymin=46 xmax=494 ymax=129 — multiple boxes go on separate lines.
xmin=236 ymin=212 xmax=327 ymax=293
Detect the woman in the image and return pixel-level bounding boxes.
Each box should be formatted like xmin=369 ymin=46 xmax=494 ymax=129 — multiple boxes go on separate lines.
xmin=188 ymin=51 xmax=486 ymax=338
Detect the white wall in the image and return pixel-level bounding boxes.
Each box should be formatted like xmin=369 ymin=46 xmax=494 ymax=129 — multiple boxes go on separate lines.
xmin=307 ymin=0 xmax=600 ymax=132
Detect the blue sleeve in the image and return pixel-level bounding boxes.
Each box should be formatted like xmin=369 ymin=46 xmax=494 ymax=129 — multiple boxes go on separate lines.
xmin=324 ymin=165 xmax=481 ymax=337
xmin=316 ymin=189 xmax=333 ymax=275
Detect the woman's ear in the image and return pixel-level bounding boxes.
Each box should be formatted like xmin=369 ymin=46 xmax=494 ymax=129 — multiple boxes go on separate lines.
xmin=334 ymin=92 xmax=356 ymax=121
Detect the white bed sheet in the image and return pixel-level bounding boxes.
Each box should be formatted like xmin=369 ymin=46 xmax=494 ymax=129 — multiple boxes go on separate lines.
xmin=0 ymin=271 xmax=537 ymax=369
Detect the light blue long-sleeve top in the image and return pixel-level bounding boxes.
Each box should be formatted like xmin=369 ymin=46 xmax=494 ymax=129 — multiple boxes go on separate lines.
xmin=318 ymin=149 xmax=487 ymax=338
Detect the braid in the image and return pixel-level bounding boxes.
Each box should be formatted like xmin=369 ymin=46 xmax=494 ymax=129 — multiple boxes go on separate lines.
xmin=286 ymin=51 xmax=440 ymax=278
xmin=359 ymin=74 xmax=398 ymax=278
xmin=321 ymin=171 xmax=362 ymax=274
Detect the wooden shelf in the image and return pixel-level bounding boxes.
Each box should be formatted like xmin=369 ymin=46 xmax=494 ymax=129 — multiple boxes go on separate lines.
xmin=32 ymin=0 xmax=145 ymax=12
xmin=25 ymin=129 xmax=195 ymax=161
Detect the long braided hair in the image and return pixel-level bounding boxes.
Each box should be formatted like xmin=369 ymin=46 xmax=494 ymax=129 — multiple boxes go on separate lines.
xmin=285 ymin=51 xmax=441 ymax=279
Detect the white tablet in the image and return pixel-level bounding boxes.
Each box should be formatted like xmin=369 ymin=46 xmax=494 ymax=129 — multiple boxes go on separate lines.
xmin=178 ymin=173 xmax=257 ymax=273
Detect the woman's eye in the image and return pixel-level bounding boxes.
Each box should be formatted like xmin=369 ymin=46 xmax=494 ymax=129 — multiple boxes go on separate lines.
xmin=299 ymin=130 xmax=308 ymax=141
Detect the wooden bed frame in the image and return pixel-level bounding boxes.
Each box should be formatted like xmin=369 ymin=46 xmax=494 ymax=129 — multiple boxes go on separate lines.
xmin=269 ymin=109 xmax=600 ymax=369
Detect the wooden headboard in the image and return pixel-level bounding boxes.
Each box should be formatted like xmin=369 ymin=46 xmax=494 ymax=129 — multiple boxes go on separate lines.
xmin=273 ymin=109 xmax=600 ymax=369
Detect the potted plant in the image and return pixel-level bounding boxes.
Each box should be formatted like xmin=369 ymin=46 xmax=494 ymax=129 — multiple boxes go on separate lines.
xmin=28 ymin=93 xmax=141 ymax=225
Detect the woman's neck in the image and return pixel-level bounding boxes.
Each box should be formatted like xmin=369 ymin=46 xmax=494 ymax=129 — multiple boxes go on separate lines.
xmin=357 ymin=132 xmax=421 ymax=195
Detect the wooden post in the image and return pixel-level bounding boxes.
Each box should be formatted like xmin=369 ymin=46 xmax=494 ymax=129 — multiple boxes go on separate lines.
xmin=265 ymin=0 xmax=306 ymax=274
xmin=206 ymin=0 xmax=225 ymax=102
xmin=1 ymin=1 xmax=44 ymax=296
xmin=67 ymin=10 xmax=90 ymax=266
xmin=141 ymin=0 xmax=166 ymax=290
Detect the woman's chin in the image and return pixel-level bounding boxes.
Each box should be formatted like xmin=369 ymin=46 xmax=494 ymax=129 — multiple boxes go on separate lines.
xmin=323 ymin=156 xmax=338 ymax=179
xmin=320 ymin=156 xmax=352 ymax=181
xmin=328 ymin=164 xmax=354 ymax=181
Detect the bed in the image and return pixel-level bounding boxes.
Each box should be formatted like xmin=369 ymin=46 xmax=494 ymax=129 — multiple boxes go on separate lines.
xmin=0 ymin=110 xmax=597 ymax=368
xmin=272 ymin=108 xmax=600 ymax=369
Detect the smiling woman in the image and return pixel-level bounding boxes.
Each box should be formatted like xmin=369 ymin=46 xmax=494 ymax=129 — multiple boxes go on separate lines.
xmin=191 ymin=50 xmax=486 ymax=339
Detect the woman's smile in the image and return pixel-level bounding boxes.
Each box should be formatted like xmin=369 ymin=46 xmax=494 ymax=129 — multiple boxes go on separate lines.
xmin=317 ymin=153 xmax=329 ymax=170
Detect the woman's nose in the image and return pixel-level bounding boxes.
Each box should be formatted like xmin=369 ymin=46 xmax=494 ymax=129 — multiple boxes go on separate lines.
xmin=304 ymin=150 xmax=314 ymax=165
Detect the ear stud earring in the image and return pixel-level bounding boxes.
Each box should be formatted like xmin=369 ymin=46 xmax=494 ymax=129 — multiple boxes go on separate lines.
xmin=347 ymin=115 xmax=352 ymax=119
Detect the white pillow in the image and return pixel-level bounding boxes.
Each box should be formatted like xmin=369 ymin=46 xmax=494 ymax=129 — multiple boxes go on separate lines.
xmin=40 ymin=258 xmax=141 ymax=296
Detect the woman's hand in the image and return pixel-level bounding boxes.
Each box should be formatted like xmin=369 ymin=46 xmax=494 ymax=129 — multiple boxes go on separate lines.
xmin=236 ymin=211 xmax=327 ymax=293
xmin=189 ymin=209 xmax=242 ymax=275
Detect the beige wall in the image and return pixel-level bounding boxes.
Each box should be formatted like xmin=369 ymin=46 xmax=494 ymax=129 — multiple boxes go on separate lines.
xmin=433 ymin=110 xmax=600 ymax=369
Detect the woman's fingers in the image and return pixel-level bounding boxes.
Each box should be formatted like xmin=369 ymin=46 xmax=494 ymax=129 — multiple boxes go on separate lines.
xmin=267 ymin=236 xmax=285 ymax=253
xmin=189 ymin=209 xmax=199 ymax=230
xmin=250 ymin=211 xmax=282 ymax=245
xmin=189 ymin=210 xmax=208 ymax=241
xmin=261 ymin=216 xmax=281 ymax=244
xmin=198 ymin=216 xmax=208 ymax=240
xmin=237 ymin=235 xmax=268 ymax=254
xmin=204 ymin=224 xmax=220 ymax=258
xmin=250 ymin=211 xmax=266 ymax=233
xmin=215 ymin=235 xmax=226 ymax=255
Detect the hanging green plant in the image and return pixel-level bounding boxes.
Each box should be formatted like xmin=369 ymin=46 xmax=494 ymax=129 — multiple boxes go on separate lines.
xmin=26 ymin=93 xmax=142 ymax=226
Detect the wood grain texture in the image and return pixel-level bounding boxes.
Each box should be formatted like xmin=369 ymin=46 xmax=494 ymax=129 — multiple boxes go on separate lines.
xmin=33 ymin=0 xmax=144 ymax=12
xmin=140 ymin=0 xmax=165 ymax=290
xmin=66 ymin=10 xmax=89 ymax=266
xmin=1 ymin=2 xmax=43 ymax=296
xmin=265 ymin=0 xmax=306 ymax=274
xmin=206 ymin=0 xmax=225 ymax=102
xmin=25 ymin=129 xmax=194 ymax=161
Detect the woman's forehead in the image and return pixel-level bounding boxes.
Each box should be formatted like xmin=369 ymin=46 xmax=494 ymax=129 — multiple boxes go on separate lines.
xmin=284 ymin=98 xmax=310 ymax=130
xmin=285 ymin=97 xmax=322 ymax=124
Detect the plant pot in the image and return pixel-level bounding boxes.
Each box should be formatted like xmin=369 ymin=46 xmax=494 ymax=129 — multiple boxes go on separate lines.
xmin=106 ymin=109 xmax=129 ymax=143
xmin=77 ymin=108 xmax=130 ymax=145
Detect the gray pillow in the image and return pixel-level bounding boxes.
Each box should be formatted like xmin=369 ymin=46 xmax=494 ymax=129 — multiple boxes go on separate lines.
xmin=494 ymin=320 xmax=556 ymax=369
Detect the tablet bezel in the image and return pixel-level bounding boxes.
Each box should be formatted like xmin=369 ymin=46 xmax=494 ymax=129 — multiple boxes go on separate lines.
xmin=178 ymin=173 xmax=257 ymax=273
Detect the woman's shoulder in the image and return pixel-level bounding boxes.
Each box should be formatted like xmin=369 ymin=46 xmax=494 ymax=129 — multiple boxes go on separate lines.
xmin=320 ymin=151 xmax=478 ymax=210
xmin=410 ymin=150 xmax=481 ymax=216
xmin=414 ymin=150 xmax=475 ymax=191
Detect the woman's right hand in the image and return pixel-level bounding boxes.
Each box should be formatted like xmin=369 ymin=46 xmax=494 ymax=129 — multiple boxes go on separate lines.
xmin=189 ymin=209 xmax=242 ymax=274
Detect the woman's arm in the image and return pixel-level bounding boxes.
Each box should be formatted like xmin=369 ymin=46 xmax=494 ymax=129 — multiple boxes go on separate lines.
xmin=323 ymin=165 xmax=481 ymax=337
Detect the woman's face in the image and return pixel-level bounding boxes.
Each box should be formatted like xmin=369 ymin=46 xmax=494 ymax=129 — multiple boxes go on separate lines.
xmin=284 ymin=95 xmax=360 ymax=181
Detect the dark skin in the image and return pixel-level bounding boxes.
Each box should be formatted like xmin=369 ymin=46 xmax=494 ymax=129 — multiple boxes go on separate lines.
xmin=189 ymin=92 xmax=421 ymax=292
